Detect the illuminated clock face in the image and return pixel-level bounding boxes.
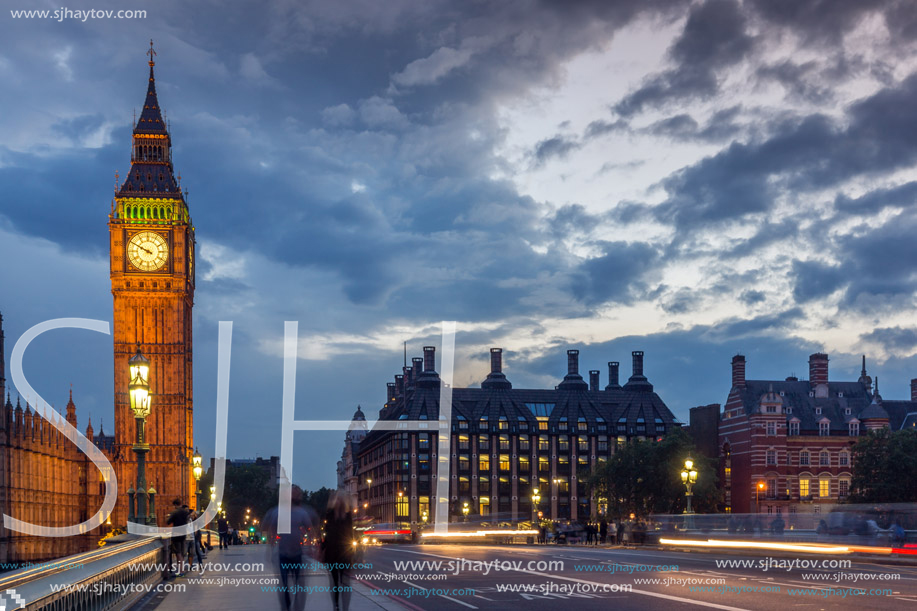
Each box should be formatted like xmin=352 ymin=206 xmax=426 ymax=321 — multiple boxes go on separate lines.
xmin=127 ymin=231 xmax=169 ymax=271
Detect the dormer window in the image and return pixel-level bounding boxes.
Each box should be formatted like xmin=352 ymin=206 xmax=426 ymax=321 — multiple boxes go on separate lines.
xmin=788 ymin=420 xmax=799 ymax=436
xmin=849 ymin=421 xmax=859 ymax=437
xmin=819 ymin=420 xmax=829 ymax=436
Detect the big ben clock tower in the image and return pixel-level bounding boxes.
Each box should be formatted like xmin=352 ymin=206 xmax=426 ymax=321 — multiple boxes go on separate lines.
xmin=110 ymin=42 xmax=195 ymax=526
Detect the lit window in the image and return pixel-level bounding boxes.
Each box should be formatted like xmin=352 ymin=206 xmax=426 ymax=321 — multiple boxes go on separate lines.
xmin=396 ymin=495 xmax=409 ymax=517
xmin=578 ymin=418 xmax=588 ymax=431
xmin=498 ymin=417 xmax=508 ymax=430
xmin=538 ymin=435 xmax=550 ymax=451
xmin=499 ymin=455 xmax=510 ymax=471
xmin=799 ymin=479 xmax=809 ymax=498
xmin=479 ymin=456 xmax=489 ymax=471
xmin=479 ymin=497 xmax=490 ymax=516
xmin=819 ymin=479 xmax=830 ymax=498
xmin=518 ymin=456 xmax=530 ymax=471
xmin=499 ymin=435 xmax=510 ymax=450
xmin=458 ymin=435 xmax=469 ymax=450
xmin=538 ymin=456 xmax=550 ymax=472
xmin=578 ymin=436 xmax=589 ymax=452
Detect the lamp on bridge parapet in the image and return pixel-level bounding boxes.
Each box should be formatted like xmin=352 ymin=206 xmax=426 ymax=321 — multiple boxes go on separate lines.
xmin=128 ymin=344 xmax=155 ymax=526
xmin=192 ymin=449 xmax=203 ymax=510
xmin=680 ymin=457 xmax=698 ymax=529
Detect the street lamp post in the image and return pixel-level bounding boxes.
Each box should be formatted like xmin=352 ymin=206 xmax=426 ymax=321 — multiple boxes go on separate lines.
xmin=462 ymin=501 xmax=469 ymax=523
xmin=192 ymin=449 xmax=203 ymax=511
xmin=756 ymin=481 xmax=764 ymax=514
xmin=128 ymin=345 xmax=155 ymax=526
xmin=531 ymin=488 xmax=541 ymax=526
xmin=680 ymin=457 xmax=698 ymax=530
xmin=421 ymin=510 xmax=429 ymax=528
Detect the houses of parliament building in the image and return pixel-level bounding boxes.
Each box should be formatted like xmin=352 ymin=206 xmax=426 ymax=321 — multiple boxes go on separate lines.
xmin=0 ymin=45 xmax=196 ymax=565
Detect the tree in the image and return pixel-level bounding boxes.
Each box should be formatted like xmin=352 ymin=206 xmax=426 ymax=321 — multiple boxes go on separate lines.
xmin=582 ymin=428 xmax=721 ymax=518
xmin=849 ymin=428 xmax=917 ymax=503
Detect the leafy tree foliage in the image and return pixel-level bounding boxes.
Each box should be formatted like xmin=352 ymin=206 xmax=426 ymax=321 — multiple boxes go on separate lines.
xmin=582 ymin=428 xmax=720 ymax=518
xmin=849 ymin=428 xmax=917 ymax=503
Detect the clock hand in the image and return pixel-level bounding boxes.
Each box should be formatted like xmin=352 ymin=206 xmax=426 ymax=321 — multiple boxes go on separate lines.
xmin=140 ymin=246 xmax=153 ymax=255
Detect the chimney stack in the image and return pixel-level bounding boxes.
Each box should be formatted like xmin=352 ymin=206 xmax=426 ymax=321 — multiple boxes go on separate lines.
xmin=911 ymin=378 xmax=917 ymax=402
xmin=423 ymin=346 xmax=436 ymax=373
xmin=589 ymin=370 xmax=600 ymax=391
xmin=809 ymin=353 xmax=828 ymax=387
xmin=567 ymin=350 xmax=579 ymax=375
xmin=386 ymin=382 xmax=396 ymax=403
xmin=606 ymin=362 xmax=620 ymax=389
xmin=482 ymin=347 xmax=512 ymax=390
xmin=412 ymin=357 xmax=424 ymax=384
xmin=490 ymin=348 xmax=503 ymax=374
xmin=559 ymin=349 xmax=588 ymax=390
xmin=732 ymin=355 xmax=746 ymax=390
xmin=395 ymin=374 xmax=404 ymax=396
xmin=405 ymin=366 xmax=415 ymax=388
xmin=632 ymin=351 xmax=644 ymax=377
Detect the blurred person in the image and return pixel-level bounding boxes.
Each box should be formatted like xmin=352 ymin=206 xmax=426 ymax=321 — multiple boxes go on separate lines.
xmin=323 ymin=491 xmax=355 ymax=611
xmin=263 ymin=485 xmax=316 ymax=611
xmin=217 ymin=514 xmax=230 ymax=549
xmin=166 ymin=499 xmax=190 ymax=576
xmin=599 ymin=519 xmax=608 ymax=544
xmin=185 ymin=510 xmax=205 ymax=572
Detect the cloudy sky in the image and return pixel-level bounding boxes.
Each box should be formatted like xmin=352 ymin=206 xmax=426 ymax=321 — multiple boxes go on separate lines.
xmin=2 ymin=0 xmax=917 ymax=490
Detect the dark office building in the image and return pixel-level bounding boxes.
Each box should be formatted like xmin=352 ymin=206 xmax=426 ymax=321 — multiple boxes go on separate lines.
xmin=355 ymin=347 xmax=680 ymax=524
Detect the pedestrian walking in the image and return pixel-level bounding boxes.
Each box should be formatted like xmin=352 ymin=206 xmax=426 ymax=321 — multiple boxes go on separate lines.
xmin=185 ymin=510 xmax=205 ymax=572
xmin=263 ymin=485 xmax=316 ymax=611
xmin=599 ymin=519 xmax=608 ymax=544
xmin=166 ymin=499 xmax=190 ymax=576
xmin=217 ymin=514 xmax=230 ymax=549
xmin=323 ymin=492 xmax=355 ymax=611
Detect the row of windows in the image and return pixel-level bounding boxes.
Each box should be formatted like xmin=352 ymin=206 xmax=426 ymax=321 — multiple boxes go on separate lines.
xmin=457 ymin=434 xmax=621 ymax=451
xmin=123 ymin=204 xmax=174 ymax=220
xmin=762 ymin=477 xmax=850 ymax=499
xmin=765 ymin=449 xmax=851 ymax=467
xmin=456 ymin=415 xmax=655 ymax=434
xmin=776 ymin=421 xmax=859 ymax=436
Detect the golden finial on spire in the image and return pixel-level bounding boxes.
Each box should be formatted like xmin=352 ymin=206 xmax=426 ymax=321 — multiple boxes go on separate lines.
xmin=147 ymin=39 xmax=157 ymax=67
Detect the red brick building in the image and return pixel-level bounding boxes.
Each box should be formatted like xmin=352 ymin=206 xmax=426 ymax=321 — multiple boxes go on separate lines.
xmin=719 ymin=352 xmax=917 ymax=516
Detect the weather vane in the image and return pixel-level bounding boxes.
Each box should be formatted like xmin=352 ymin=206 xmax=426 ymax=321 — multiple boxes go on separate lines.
xmin=147 ymin=39 xmax=157 ymax=66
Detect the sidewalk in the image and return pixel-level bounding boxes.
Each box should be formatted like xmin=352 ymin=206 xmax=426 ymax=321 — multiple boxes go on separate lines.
xmin=131 ymin=544 xmax=402 ymax=611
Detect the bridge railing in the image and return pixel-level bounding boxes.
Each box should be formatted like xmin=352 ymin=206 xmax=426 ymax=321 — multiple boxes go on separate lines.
xmin=0 ymin=535 xmax=167 ymax=611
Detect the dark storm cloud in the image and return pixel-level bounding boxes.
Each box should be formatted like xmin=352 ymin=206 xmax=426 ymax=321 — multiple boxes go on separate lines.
xmin=834 ymin=181 xmax=917 ymax=216
xmin=747 ymin=0 xmax=897 ymax=45
xmin=615 ymin=0 xmax=755 ymax=116
xmin=791 ymin=260 xmax=846 ymax=303
xmin=651 ymin=73 xmax=917 ymax=231
xmin=570 ymin=240 xmax=659 ymax=305
xmin=861 ymin=326 xmax=917 ymax=352
xmin=531 ymin=135 xmax=581 ymax=166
